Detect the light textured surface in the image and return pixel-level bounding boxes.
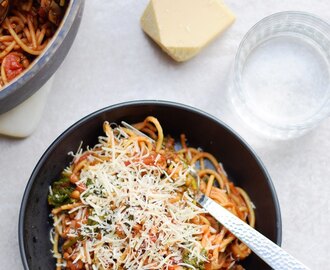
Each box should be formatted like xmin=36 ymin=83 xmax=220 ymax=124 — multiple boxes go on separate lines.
xmin=0 ymin=0 xmax=329 ymax=269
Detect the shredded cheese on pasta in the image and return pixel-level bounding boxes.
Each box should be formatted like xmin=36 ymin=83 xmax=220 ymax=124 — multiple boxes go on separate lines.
xmin=60 ymin=131 xmax=208 ymax=269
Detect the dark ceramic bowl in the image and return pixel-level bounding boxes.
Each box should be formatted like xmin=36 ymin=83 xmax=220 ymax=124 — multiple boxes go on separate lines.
xmin=0 ymin=0 xmax=85 ymax=114
xmin=19 ymin=100 xmax=282 ymax=269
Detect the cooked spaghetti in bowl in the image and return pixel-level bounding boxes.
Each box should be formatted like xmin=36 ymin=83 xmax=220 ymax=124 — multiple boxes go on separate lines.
xmin=19 ymin=101 xmax=281 ymax=270
xmin=49 ymin=116 xmax=256 ymax=270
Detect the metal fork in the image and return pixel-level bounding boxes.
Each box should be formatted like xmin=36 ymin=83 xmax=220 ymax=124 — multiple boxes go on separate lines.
xmin=197 ymin=194 xmax=310 ymax=270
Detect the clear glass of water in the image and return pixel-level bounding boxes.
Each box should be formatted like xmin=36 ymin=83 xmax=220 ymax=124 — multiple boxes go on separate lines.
xmin=229 ymin=11 xmax=330 ymax=139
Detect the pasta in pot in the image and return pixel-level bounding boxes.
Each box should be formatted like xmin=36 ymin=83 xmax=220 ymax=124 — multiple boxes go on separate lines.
xmin=0 ymin=0 xmax=68 ymax=87
xmin=48 ymin=116 xmax=255 ymax=270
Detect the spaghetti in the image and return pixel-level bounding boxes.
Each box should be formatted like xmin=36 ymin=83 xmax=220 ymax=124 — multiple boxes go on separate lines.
xmin=48 ymin=117 xmax=255 ymax=270
xmin=0 ymin=0 xmax=68 ymax=87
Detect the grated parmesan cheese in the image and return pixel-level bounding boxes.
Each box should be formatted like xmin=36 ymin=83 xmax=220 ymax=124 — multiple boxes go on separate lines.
xmin=62 ymin=127 xmax=210 ymax=269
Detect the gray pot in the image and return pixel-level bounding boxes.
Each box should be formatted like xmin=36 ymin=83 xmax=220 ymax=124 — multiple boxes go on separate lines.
xmin=0 ymin=0 xmax=85 ymax=135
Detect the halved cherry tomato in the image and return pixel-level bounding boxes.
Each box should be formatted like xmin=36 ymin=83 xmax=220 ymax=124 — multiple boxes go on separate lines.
xmin=2 ymin=52 xmax=29 ymax=82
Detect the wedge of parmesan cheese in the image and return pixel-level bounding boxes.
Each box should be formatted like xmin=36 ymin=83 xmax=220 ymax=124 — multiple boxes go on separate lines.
xmin=141 ymin=0 xmax=236 ymax=62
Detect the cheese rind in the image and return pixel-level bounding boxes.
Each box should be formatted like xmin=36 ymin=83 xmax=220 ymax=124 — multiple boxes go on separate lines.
xmin=141 ymin=0 xmax=236 ymax=62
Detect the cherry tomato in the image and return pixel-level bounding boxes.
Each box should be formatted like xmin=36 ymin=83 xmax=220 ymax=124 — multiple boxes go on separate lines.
xmin=2 ymin=52 xmax=29 ymax=82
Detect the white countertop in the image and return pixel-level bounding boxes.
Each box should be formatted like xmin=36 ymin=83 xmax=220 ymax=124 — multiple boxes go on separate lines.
xmin=1 ymin=0 xmax=330 ymax=269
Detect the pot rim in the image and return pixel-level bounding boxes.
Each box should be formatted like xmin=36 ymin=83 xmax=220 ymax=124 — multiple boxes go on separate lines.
xmin=0 ymin=0 xmax=83 ymax=113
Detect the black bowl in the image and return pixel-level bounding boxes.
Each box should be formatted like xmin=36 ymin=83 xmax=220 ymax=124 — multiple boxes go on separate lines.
xmin=0 ymin=0 xmax=85 ymax=114
xmin=19 ymin=100 xmax=282 ymax=269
